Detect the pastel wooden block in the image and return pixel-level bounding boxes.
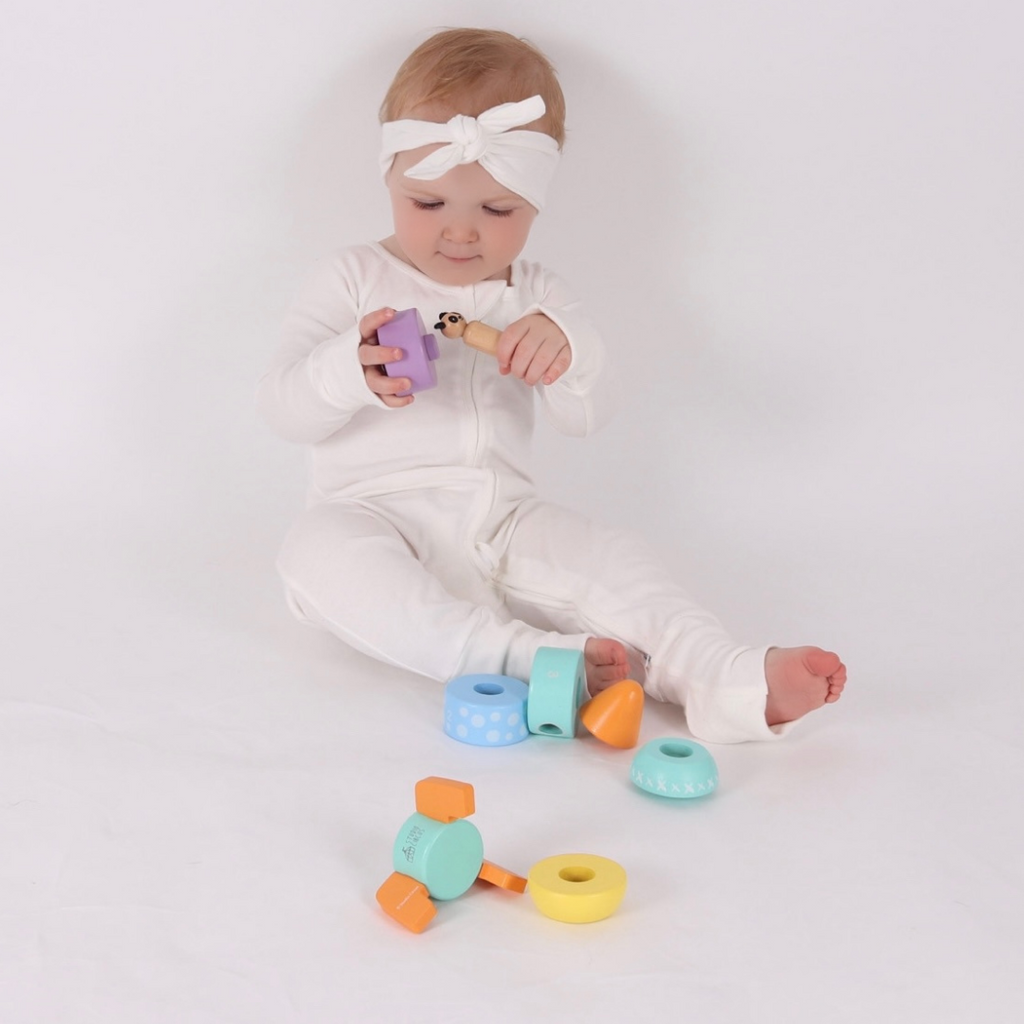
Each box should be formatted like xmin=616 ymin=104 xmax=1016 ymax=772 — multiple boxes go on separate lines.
xmin=376 ymin=872 xmax=436 ymax=933
xmin=630 ymin=738 xmax=719 ymax=799
xmin=527 ymin=647 xmax=587 ymax=738
xmin=378 ymin=307 xmax=441 ymax=395
xmin=392 ymin=813 xmax=485 ymax=900
xmin=477 ymin=860 xmax=528 ymax=894
xmin=527 ymin=854 xmax=627 ymax=924
xmin=414 ymin=777 xmax=476 ymax=822
xmin=580 ymin=679 xmax=645 ymax=749
xmin=444 ymin=675 xmax=529 ymax=746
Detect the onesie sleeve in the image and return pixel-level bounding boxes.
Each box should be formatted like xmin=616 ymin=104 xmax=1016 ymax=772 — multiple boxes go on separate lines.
xmin=256 ymin=254 xmax=380 ymax=443
xmin=519 ymin=265 xmax=616 ymax=438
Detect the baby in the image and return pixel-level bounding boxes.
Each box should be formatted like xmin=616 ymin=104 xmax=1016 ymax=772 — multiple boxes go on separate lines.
xmin=257 ymin=28 xmax=846 ymax=743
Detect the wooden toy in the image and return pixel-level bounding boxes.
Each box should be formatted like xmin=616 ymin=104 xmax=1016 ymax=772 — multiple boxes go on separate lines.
xmin=478 ymin=860 xmax=528 ymax=893
xmin=630 ymin=738 xmax=719 ymax=799
xmin=415 ymin=777 xmax=475 ymax=822
xmin=442 ymin=652 xmax=645 ymax=750
xmin=527 ymin=854 xmax=627 ymax=924
xmin=526 ymin=647 xmax=587 ymax=738
xmin=378 ymin=308 xmax=441 ymax=394
xmin=435 ymin=311 xmax=501 ymax=356
xmin=376 ymin=777 xmax=527 ymax=933
xmin=579 ymin=679 xmax=645 ymax=749
xmin=444 ymin=674 xmax=530 ymax=746
xmin=375 ymin=872 xmax=436 ymax=933
xmin=393 ymin=813 xmax=484 ymax=900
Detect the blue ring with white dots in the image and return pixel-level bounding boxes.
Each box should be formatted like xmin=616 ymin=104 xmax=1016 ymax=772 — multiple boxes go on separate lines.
xmin=444 ymin=674 xmax=530 ymax=747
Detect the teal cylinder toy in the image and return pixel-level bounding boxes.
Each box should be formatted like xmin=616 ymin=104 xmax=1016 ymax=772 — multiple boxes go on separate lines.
xmin=444 ymin=674 xmax=530 ymax=746
xmin=527 ymin=647 xmax=587 ymax=739
xmin=392 ymin=813 xmax=485 ymax=900
xmin=630 ymin=737 xmax=719 ymax=798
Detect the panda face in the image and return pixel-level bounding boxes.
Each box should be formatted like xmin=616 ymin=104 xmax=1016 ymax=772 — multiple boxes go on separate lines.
xmin=435 ymin=312 xmax=467 ymax=336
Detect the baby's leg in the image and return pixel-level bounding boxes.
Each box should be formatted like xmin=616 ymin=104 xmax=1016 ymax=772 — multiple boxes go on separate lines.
xmin=492 ymin=500 xmax=844 ymax=742
xmin=276 ymin=499 xmax=591 ymax=683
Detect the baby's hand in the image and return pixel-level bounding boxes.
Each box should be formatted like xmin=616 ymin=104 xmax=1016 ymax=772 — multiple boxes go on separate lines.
xmin=497 ymin=314 xmax=571 ymax=387
xmin=358 ymin=307 xmax=414 ymax=408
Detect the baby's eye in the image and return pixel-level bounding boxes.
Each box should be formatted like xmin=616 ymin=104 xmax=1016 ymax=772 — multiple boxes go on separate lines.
xmin=412 ymin=199 xmax=443 ymax=211
xmin=484 ymin=206 xmax=514 ymax=218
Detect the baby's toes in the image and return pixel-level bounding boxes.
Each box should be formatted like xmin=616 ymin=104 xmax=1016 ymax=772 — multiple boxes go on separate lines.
xmin=825 ymin=678 xmax=846 ymax=702
xmin=592 ymin=661 xmax=623 ymax=687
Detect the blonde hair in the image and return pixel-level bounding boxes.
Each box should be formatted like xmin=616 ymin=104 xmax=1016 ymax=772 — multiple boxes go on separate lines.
xmin=380 ymin=28 xmax=566 ymax=148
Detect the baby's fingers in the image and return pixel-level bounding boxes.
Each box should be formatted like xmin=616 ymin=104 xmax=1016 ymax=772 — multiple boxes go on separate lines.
xmin=496 ymin=321 xmax=530 ymax=375
xmin=533 ymin=339 xmax=572 ymax=386
xmin=365 ymin=367 xmax=415 ymax=407
xmin=359 ymin=342 xmax=405 ymax=369
xmin=359 ymin=307 xmax=405 ymax=373
xmin=358 ymin=306 xmax=396 ymax=341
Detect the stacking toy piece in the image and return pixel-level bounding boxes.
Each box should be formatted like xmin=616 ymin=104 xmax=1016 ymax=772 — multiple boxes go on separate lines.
xmin=444 ymin=674 xmax=529 ymax=746
xmin=527 ymin=647 xmax=587 ymax=738
xmin=442 ymin=651 xmax=644 ymax=750
xmin=580 ymin=679 xmax=644 ymax=748
xmin=436 ymin=311 xmax=501 ymax=356
xmin=415 ymin=777 xmax=474 ymax=822
xmin=378 ymin=308 xmax=441 ymax=395
xmin=393 ymin=813 xmax=484 ymax=900
xmin=376 ymin=777 xmax=527 ymax=933
xmin=630 ymin=738 xmax=719 ymax=799
xmin=478 ymin=860 xmax=528 ymax=893
xmin=527 ymin=854 xmax=627 ymax=924
xmin=375 ymin=872 xmax=436 ymax=934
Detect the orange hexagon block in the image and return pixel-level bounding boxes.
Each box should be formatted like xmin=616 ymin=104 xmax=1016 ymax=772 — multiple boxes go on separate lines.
xmin=414 ymin=777 xmax=476 ymax=823
xmin=477 ymin=860 xmax=528 ymax=894
xmin=376 ymin=872 xmax=436 ymax=933
xmin=579 ymin=680 xmax=645 ymax=749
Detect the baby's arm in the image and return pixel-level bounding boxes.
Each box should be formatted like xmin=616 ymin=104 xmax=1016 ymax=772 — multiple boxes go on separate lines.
xmin=257 ymin=258 xmax=397 ymax=442
xmin=510 ymin=265 xmax=615 ymax=438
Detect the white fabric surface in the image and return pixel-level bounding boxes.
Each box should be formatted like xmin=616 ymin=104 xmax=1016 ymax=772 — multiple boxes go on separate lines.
xmin=3 ymin=511 xmax=1021 ymax=1022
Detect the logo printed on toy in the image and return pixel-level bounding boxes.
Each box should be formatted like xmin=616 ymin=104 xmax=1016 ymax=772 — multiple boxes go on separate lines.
xmin=401 ymin=824 xmax=426 ymax=862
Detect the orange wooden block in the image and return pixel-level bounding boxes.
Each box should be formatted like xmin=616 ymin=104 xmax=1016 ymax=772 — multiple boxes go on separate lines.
xmin=477 ymin=860 xmax=528 ymax=894
xmin=376 ymin=872 xmax=437 ymax=933
xmin=414 ymin=777 xmax=476 ymax=823
xmin=580 ymin=679 xmax=645 ymax=749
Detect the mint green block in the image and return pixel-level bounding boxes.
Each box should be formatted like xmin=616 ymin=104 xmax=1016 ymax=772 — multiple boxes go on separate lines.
xmin=527 ymin=647 xmax=587 ymax=739
xmin=392 ymin=813 xmax=484 ymax=900
xmin=630 ymin=737 xmax=719 ymax=799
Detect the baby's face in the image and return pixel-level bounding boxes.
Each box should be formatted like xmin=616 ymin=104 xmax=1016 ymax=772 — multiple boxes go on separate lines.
xmin=385 ymin=150 xmax=538 ymax=286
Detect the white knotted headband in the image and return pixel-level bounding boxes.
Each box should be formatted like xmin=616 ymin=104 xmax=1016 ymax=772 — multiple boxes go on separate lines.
xmin=379 ymin=95 xmax=561 ymax=211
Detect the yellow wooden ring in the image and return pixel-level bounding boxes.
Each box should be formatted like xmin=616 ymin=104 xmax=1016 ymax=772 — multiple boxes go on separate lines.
xmin=527 ymin=854 xmax=627 ymax=924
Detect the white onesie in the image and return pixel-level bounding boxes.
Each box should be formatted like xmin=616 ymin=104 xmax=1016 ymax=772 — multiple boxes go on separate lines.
xmin=257 ymin=242 xmax=784 ymax=742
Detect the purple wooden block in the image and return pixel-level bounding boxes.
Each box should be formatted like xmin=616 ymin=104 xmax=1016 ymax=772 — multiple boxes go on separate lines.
xmin=378 ymin=308 xmax=441 ymax=395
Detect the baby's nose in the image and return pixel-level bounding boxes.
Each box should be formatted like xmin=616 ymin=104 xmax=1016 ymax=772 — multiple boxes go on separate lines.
xmin=443 ymin=220 xmax=479 ymax=243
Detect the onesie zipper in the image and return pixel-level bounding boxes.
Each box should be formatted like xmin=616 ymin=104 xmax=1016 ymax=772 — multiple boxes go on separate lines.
xmin=465 ymin=284 xmax=503 ymax=469
xmin=467 ymin=349 xmax=485 ymax=468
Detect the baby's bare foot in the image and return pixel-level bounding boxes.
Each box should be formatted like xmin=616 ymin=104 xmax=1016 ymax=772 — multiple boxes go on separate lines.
xmin=584 ymin=637 xmax=630 ymax=696
xmin=764 ymin=646 xmax=847 ymax=727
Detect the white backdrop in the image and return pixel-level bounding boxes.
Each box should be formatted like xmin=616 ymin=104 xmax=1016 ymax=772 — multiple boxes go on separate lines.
xmin=3 ymin=1 xmax=1022 ymax=1021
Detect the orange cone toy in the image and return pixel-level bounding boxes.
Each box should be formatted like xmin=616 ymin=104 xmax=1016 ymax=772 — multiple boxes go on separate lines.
xmin=579 ymin=680 xmax=645 ymax=749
